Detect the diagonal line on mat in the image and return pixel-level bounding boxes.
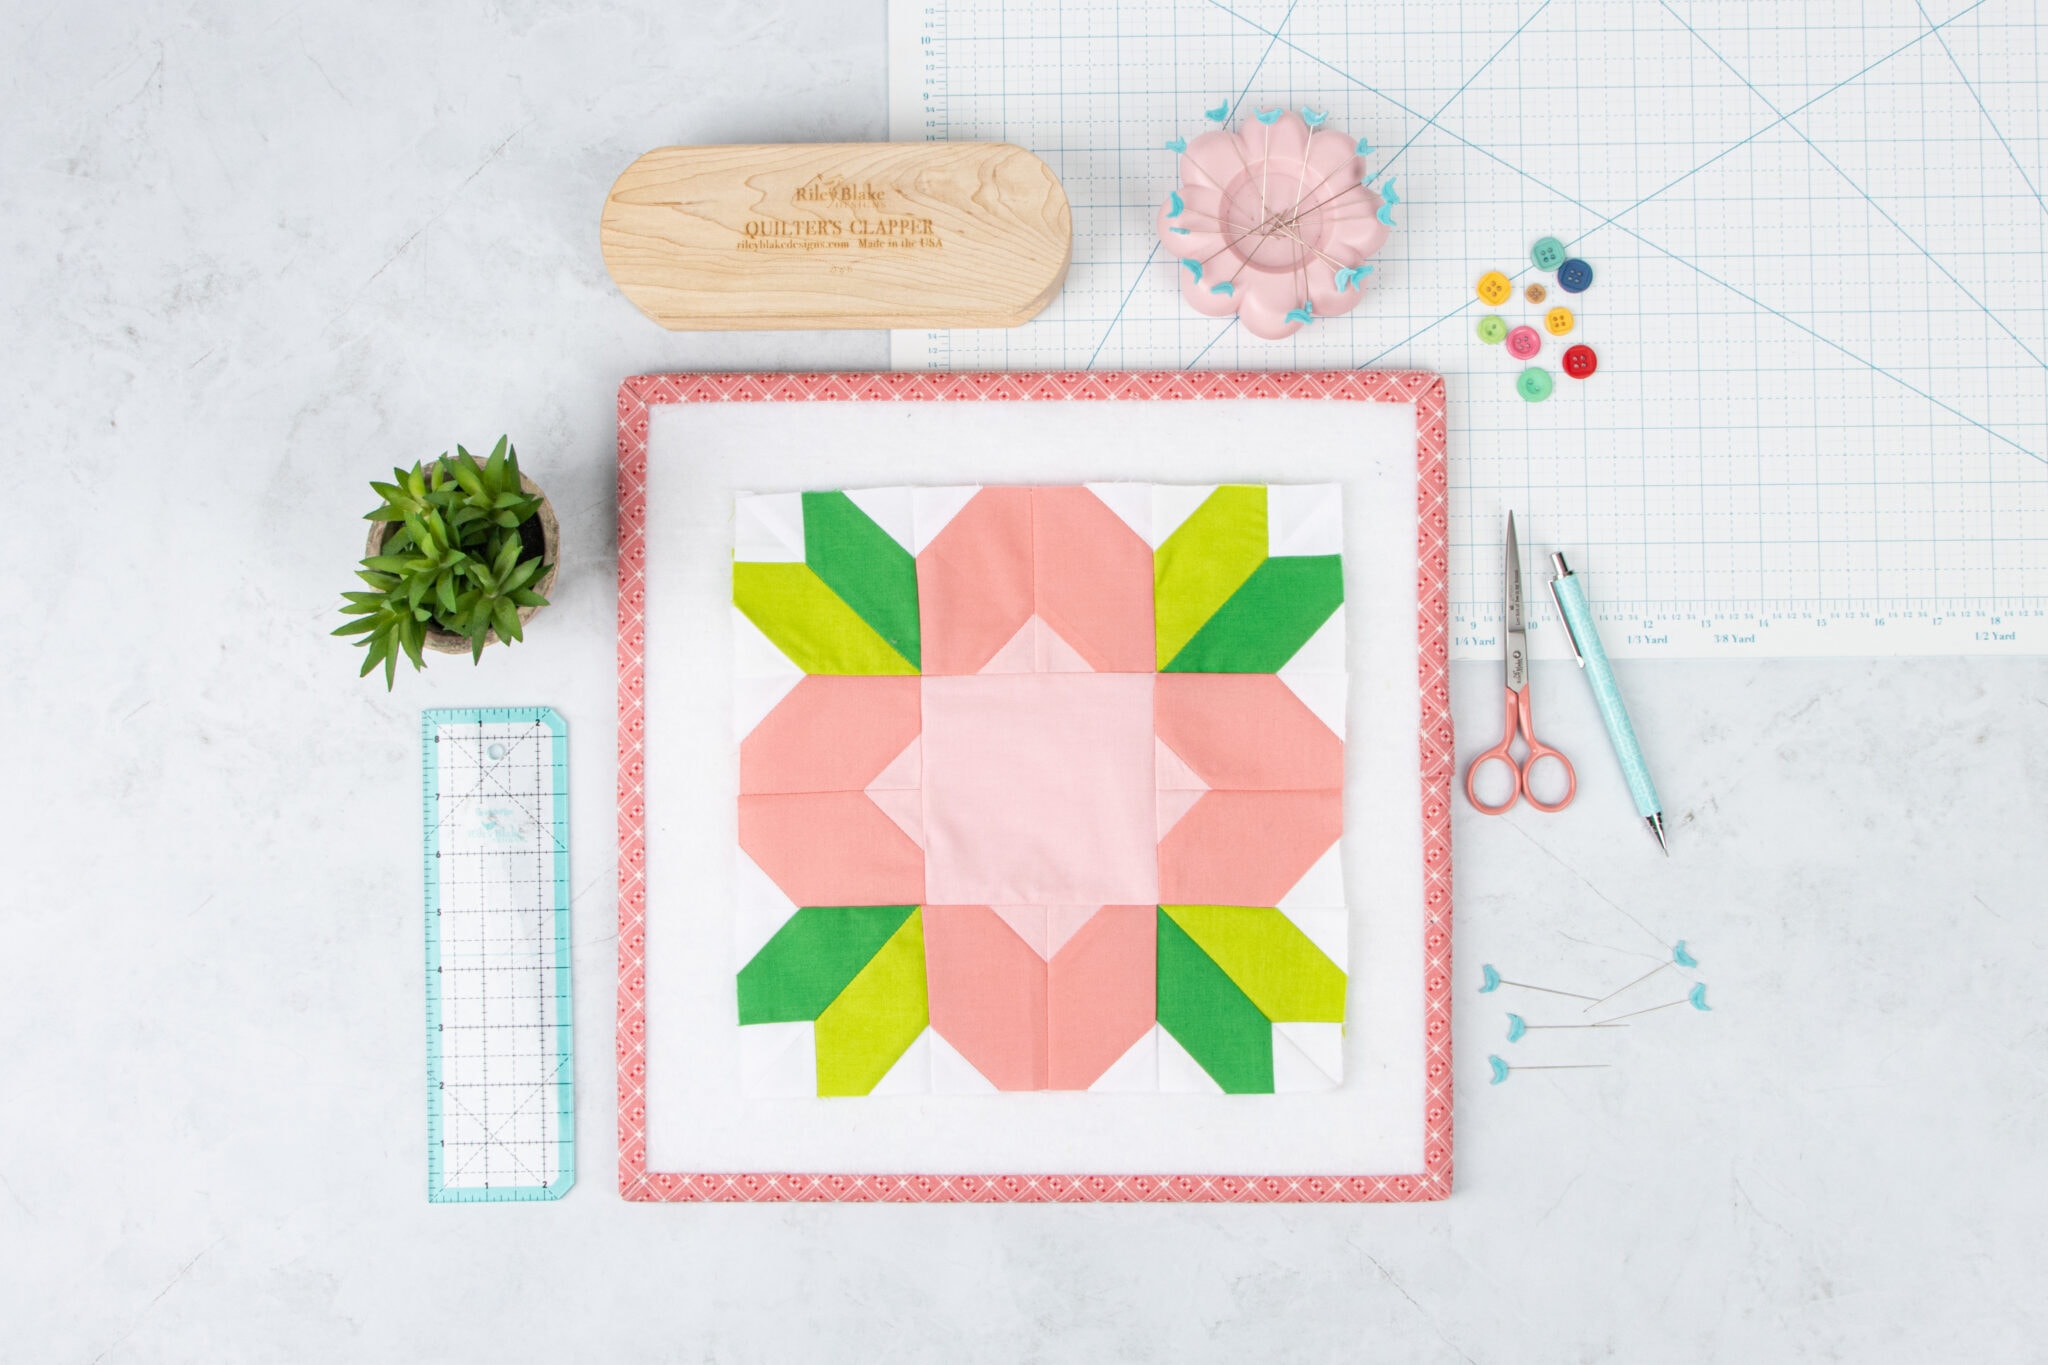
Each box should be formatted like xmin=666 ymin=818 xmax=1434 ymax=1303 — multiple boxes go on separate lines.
xmin=1224 ymin=0 xmax=1301 ymax=121
xmin=1184 ymin=316 xmax=1239 ymax=367
xmin=1088 ymin=0 xmax=1300 ymax=369
xmin=1365 ymin=0 xmax=1554 ymax=183
xmin=1658 ymin=0 xmax=2046 ymax=372
xmin=1087 ymin=242 xmax=1162 ymax=370
xmin=1211 ymin=0 xmax=2035 ymax=456
xmin=1913 ymin=0 xmax=2048 ymax=220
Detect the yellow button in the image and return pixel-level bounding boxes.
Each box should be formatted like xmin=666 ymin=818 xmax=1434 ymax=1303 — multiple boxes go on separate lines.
xmin=1545 ymin=306 xmax=1574 ymax=336
xmin=1477 ymin=271 xmax=1512 ymax=306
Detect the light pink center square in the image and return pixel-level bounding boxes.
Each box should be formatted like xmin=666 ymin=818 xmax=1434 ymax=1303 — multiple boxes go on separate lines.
xmin=920 ymin=674 xmax=1158 ymax=905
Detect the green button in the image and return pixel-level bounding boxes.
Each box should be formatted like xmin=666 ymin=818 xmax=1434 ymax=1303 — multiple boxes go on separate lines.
xmin=1531 ymin=236 xmax=1567 ymax=271
xmin=1477 ymin=315 xmax=1508 ymax=344
xmin=1517 ymin=366 xmax=1553 ymax=402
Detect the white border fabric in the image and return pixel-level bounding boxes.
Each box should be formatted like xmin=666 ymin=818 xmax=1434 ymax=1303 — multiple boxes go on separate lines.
xmin=642 ymin=398 xmax=1424 ymax=1175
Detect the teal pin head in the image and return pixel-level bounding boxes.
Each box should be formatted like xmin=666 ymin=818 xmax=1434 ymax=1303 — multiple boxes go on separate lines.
xmin=1255 ymin=106 xmax=1282 ymax=124
xmin=1167 ymin=190 xmax=1184 ymax=218
xmin=1301 ymin=107 xmax=1328 ymax=127
xmin=1164 ymin=136 xmax=1187 ymax=153
xmin=1203 ymin=100 xmax=1229 ymax=122
xmin=1209 ymin=281 xmax=1235 ymax=296
xmin=1480 ymin=964 xmax=1501 ymax=993
xmin=1180 ymin=258 xmax=1203 ymax=283
xmin=1376 ymin=177 xmax=1400 ymax=226
xmin=1284 ymin=301 xmax=1315 ymax=325
xmin=1355 ymin=137 xmax=1374 ymax=156
xmin=1689 ymin=983 xmax=1711 ymax=1011
xmin=1488 ymin=1055 xmax=1511 ymax=1085
xmin=1506 ymin=1013 xmax=1527 ymax=1043
xmin=1673 ymin=941 xmax=1698 ymax=969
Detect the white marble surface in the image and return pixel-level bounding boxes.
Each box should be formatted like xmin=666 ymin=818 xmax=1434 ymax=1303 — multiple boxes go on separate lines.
xmin=3 ymin=3 xmax=2044 ymax=1361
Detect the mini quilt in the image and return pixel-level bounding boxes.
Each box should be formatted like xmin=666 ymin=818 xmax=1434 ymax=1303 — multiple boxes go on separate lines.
xmin=731 ymin=483 xmax=1347 ymax=1096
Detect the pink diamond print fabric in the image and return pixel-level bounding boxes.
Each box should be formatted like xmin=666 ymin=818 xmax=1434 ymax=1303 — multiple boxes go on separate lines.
xmin=731 ymin=484 xmax=1348 ymax=1097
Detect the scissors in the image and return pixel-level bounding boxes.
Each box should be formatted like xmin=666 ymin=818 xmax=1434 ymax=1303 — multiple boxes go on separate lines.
xmin=1465 ymin=512 xmax=1577 ymax=814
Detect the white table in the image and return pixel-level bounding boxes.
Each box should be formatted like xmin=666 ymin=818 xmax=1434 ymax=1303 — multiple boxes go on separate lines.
xmin=5 ymin=2 xmax=2043 ymax=1360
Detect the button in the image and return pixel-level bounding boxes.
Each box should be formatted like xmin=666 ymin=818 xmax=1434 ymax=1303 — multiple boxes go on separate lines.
xmin=1477 ymin=315 xmax=1507 ymax=343
xmin=1531 ymin=236 xmax=1567 ymax=271
xmin=1517 ymin=367 xmax=1554 ymax=402
xmin=1563 ymin=344 xmax=1597 ymax=378
xmin=1477 ymin=271 xmax=1512 ymax=305
xmin=1545 ymin=306 xmax=1574 ymax=336
xmin=1505 ymin=325 xmax=1542 ymax=360
xmin=1557 ymin=258 xmax=1593 ymax=292
xmin=1523 ymin=282 xmax=1547 ymax=304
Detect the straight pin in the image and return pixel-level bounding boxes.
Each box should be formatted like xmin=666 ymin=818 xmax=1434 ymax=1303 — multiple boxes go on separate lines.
xmin=1581 ymin=941 xmax=1699 ymax=1013
xmin=1592 ymin=982 xmax=1711 ymax=1024
xmin=1505 ymin=1013 xmax=1629 ymax=1042
xmin=1489 ymin=1055 xmax=1609 ymax=1084
xmin=1479 ymin=963 xmax=1599 ymax=1001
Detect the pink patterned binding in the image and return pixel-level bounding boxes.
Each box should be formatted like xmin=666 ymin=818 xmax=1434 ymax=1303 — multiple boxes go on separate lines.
xmin=616 ymin=370 xmax=1454 ymax=1203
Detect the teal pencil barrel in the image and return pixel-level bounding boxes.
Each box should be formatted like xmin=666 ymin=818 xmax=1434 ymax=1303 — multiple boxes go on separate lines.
xmin=1550 ymin=573 xmax=1662 ymax=819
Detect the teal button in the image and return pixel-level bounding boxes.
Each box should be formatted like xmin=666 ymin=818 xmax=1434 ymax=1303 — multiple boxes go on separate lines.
xmin=1477 ymin=315 xmax=1507 ymax=343
xmin=1517 ymin=366 xmax=1554 ymax=402
xmin=1531 ymin=236 xmax=1567 ymax=271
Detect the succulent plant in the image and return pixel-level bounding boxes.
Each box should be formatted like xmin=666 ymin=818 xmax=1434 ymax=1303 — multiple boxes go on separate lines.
xmin=335 ymin=437 xmax=551 ymax=687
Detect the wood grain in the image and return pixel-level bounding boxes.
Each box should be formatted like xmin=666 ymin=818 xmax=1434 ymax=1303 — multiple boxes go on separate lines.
xmin=600 ymin=142 xmax=1072 ymax=331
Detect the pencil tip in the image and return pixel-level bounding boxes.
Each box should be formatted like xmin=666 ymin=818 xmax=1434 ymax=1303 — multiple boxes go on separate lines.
xmin=1646 ymin=814 xmax=1670 ymax=856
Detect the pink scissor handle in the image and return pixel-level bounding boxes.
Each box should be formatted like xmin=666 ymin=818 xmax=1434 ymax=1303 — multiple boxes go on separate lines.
xmin=1513 ymin=685 xmax=1577 ymax=813
xmin=1464 ymin=687 xmax=1578 ymax=815
xmin=1464 ymin=687 xmax=1527 ymax=815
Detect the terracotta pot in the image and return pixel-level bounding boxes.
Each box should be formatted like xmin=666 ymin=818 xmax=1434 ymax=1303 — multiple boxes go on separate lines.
xmin=365 ymin=472 xmax=560 ymax=655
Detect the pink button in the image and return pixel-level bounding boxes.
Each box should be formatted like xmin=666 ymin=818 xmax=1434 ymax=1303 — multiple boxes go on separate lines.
xmin=1505 ymin=325 xmax=1542 ymax=360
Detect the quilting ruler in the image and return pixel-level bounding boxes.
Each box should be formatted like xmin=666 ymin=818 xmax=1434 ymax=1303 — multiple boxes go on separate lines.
xmin=423 ymin=706 xmax=574 ymax=1202
xmin=885 ymin=0 xmax=2048 ymax=658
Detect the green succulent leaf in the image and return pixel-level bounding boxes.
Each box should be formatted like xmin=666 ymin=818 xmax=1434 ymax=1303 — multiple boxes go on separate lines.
xmin=342 ymin=440 xmax=551 ymax=688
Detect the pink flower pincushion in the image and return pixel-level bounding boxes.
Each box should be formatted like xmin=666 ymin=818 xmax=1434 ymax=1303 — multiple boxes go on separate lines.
xmin=1156 ymin=108 xmax=1393 ymax=341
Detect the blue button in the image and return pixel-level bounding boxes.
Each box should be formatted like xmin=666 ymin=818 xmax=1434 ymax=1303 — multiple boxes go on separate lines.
xmin=1531 ymin=237 xmax=1567 ymax=271
xmin=1557 ymin=258 xmax=1593 ymax=293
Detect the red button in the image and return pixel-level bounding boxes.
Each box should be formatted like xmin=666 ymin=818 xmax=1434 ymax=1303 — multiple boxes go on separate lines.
xmin=1563 ymin=344 xmax=1597 ymax=378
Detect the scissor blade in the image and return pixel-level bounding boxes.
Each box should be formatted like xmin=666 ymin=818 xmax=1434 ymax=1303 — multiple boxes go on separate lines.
xmin=1503 ymin=512 xmax=1527 ymax=691
xmin=1503 ymin=512 xmax=1524 ymax=635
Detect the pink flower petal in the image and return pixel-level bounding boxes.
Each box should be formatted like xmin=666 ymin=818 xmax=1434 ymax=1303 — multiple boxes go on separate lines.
xmin=1154 ymin=674 xmax=1343 ymax=790
xmin=1157 ymin=790 xmax=1343 ymax=905
xmin=740 ymin=675 xmax=922 ymax=793
xmin=925 ymin=905 xmax=1049 ymax=1091
xmin=917 ymin=487 xmax=1034 ymax=675
xmin=738 ymin=792 xmax=925 ymax=906
xmin=1032 ymin=486 xmax=1155 ymax=673
xmin=1048 ymin=906 xmax=1156 ymax=1090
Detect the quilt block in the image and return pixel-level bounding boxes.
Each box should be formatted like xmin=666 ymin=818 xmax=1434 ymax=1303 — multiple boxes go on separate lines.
xmin=731 ymin=483 xmax=1348 ymax=1096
